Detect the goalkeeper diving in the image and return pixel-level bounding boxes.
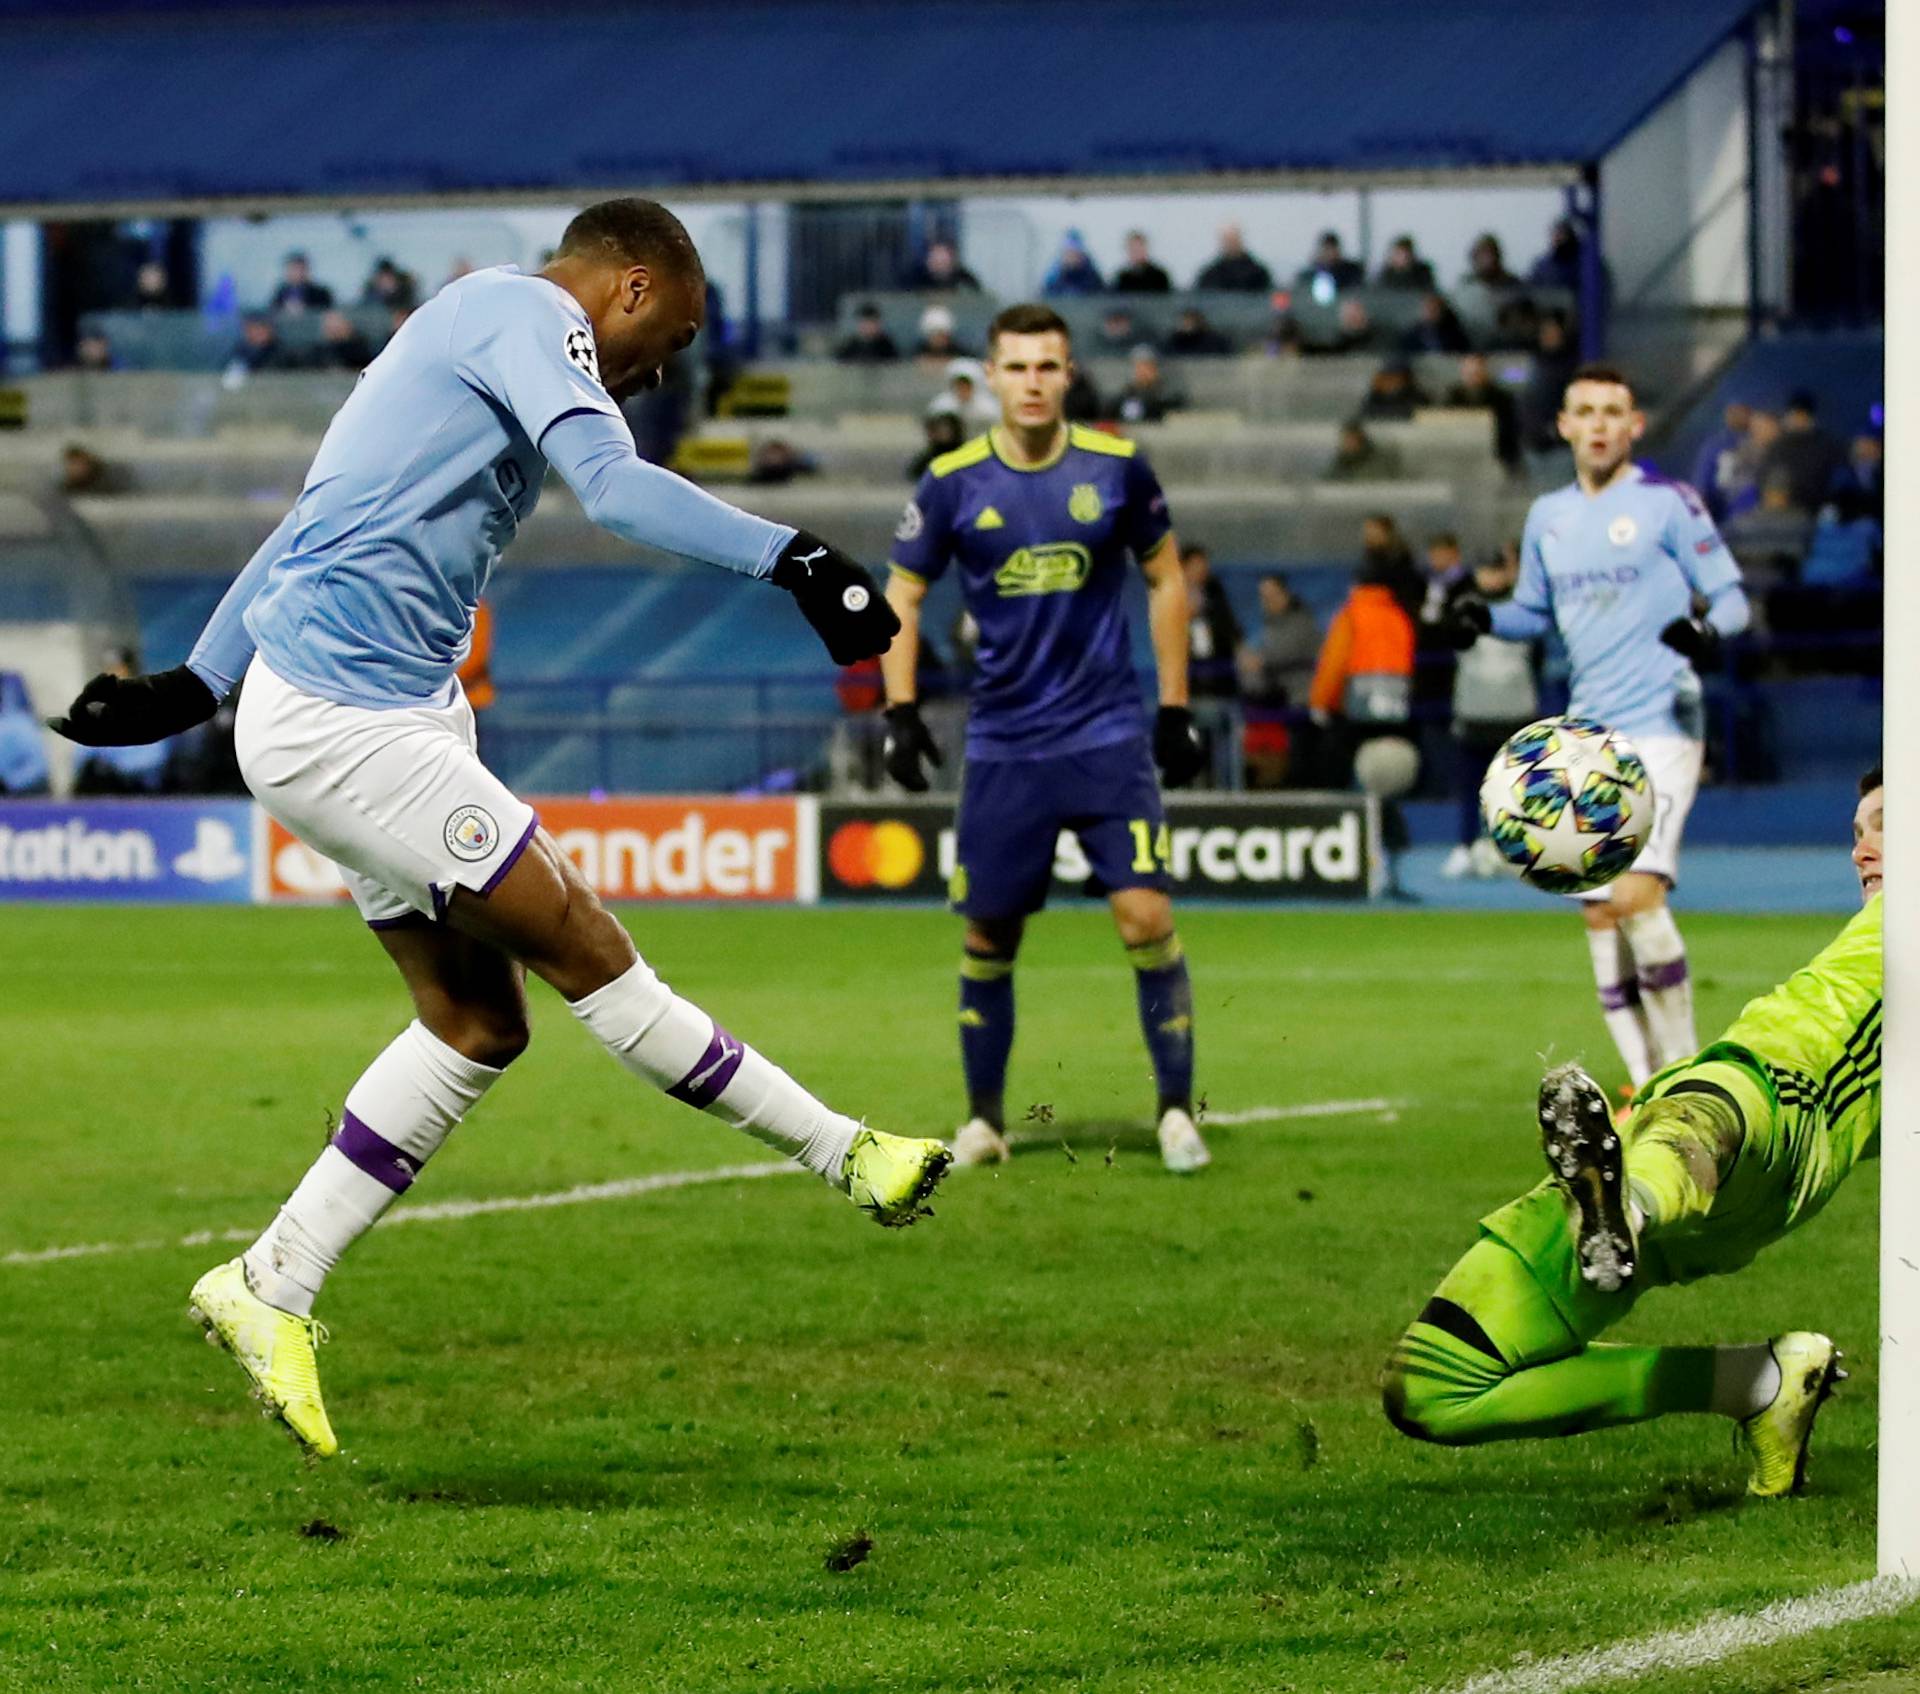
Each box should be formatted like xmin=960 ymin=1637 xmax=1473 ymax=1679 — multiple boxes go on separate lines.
xmin=1383 ymin=769 xmax=1882 ymax=1496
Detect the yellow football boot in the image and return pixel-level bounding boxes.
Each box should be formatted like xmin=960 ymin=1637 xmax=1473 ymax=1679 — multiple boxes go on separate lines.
xmin=1738 ymin=1331 xmax=1845 ymax=1498
xmin=188 ymin=1258 xmax=339 ymax=1459
xmin=843 ymin=1128 xmax=952 ymax=1228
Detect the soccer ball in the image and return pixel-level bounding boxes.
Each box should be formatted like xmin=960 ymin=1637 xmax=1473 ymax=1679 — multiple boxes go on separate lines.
xmin=1479 ymin=717 xmax=1654 ymax=894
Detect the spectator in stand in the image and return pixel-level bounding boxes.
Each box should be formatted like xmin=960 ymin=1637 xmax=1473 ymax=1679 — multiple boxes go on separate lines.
xmin=1238 ymin=573 xmax=1321 ymax=790
xmin=1042 ymin=229 xmax=1105 ymax=296
xmin=0 ymin=671 xmax=52 ymax=796
xmin=1309 ymin=548 xmax=1418 ymax=831
xmin=1295 ymin=230 xmax=1365 ymax=295
xmin=1418 ymin=532 xmax=1467 ymax=624
xmin=1164 ymin=307 xmax=1232 ymax=357
xmin=314 ymin=309 xmax=373 ymax=372
xmin=836 ymin=302 xmax=901 ymax=365
xmin=1112 ymin=230 xmax=1172 ymax=294
xmin=914 ymin=304 xmax=965 ymax=362
xmin=1413 ymin=530 xmax=1471 ymax=771
xmin=441 ymin=257 xmax=477 ymax=291
xmin=227 ymin=312 xmax=289 ymax=376
xmin=1112 ymin=346 xmax=1184 ymax=423
xmin=1375 ymin=235 xmax=1437 ymax=292
xmin=1400 ymin=291 xmax=1471 ymax=354
xmin=1725 ymin=471 xmax=1814 ymax=581
xmin=902 ymin=238 xmax=982 ymax=292
xmin=1359 ymin=360 xmax=1430 ymax=422
xmin=132 ymin=260 xmax=173 ymax=311
xmin=1240 ymin=573 xmax=1321 ymax=705
xmin=1689 ymin=400 xmax=1754 ymax=520
xmin=60 ymin=443 xmax=120 ymax=494
xmin=1461 ymin=233 xmax=1520 ymax=290
xmin=1183 ymin=544 xmax=1242 ymax=700
xmin=1321 ymin=297 xmax=1381 ymax=355
xmin=1722 ymin=407 xmax=1781 ymax=516
xmin=1441 ymin=352 xmax=1522 ymax=474
xmin=361 ymin=257 xmax=419 ymax=313
xmin=1264 ymin=313 xmax=1307 ymax=359
xmin=270 ymin=251 xmax=334 ymax=314
xmin=908 ymin=411 xmax=966 ymax=480
xmin=1528 ymin=219 xmax=1585 ymax=292
xmin=1839 ymin=431 xmax=1883 ymax=526
xmin=1094 ymin=306 xmax=1140 ymax=354
xmin=1195 ymin=222 xmax=1273 ymax=292
xmin=747 ymin=438 xmax=816 ymax=485
xmin=1322 ymin=422 xmax=1404 ymax=484
xmin=74 ymin=331 xmax=116 ymax=371
xmin=1063 ymin=364 xmax=1103 ymax=423
xmin=1444 ymin=543 xmax=1540 ymax=878
xmin=1517 ymin=314 xmax=1578 ymax=455
xmin=1761 ymin=390 xmax=1847 ymax=512
xmin=929 ymin=358 xmax=1000 ymax=430
xmin=1360 ymin=512 xmax=1424 ymax=613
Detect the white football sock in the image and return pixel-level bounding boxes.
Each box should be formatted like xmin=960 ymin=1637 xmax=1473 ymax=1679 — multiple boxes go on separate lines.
xmin=1621 ymin=905 xmax=1696 ymax=1068
xmin=568 ymin=958 xmax=857 ymax=1185
xmin=244 ymin=1021 xmax=502 ymax=1316
xmin=1587 ymin=926 xmax=1655 ymax=1086
xmin=1709 ymin=1342 xmax=1783 ymax=1420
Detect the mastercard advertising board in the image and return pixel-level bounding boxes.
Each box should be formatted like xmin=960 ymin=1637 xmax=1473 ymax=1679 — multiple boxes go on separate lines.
xmin=265 ymin=797 xmax=814 ymax=904
xmin=818 ymin=794 xmax=1379 ymax=903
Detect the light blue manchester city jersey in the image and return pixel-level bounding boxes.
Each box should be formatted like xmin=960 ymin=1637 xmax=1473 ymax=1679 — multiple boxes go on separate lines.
xmin=1496 ymin=466 xmax=1745 ymax=740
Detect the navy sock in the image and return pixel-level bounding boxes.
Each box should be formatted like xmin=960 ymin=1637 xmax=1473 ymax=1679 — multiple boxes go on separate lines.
xmin=959 ymin=949 xmax=1014 ymax=1128
xmin=1129 ymin=934 xmax=1194 ymax=1113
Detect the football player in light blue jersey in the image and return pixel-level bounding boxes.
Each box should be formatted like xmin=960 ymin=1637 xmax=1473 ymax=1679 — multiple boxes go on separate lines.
xmin=48 ymin=199 xmax=952 ymax=1461
xmin=1451 ymin=363 xmax=1749 ymax=1101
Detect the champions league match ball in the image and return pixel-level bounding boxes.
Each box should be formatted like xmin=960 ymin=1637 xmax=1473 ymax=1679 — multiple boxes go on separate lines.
xmin=1478 ymin=716 xmax=1655 ymax=895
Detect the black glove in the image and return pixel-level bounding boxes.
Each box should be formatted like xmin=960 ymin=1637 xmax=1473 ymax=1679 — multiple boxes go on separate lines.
xmin=1438 ymin=597 xmax=1493 ymax=651
xmin=882 ymin=701 xmax=943 ymax=792
xmin=1659 ymin=616 xmax=1721 ymax=670
xmin=47 ymin=664 xmax=218 ymax=746
xmin=769 ymin=529 xmax=900 ymax=665
xmin=1153 ymin=705 xmax=1206 ymax=789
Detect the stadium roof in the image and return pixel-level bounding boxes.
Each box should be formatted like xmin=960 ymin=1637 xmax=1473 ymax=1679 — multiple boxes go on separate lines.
xmin=0 ymin=0 xmax=1764 ymax=215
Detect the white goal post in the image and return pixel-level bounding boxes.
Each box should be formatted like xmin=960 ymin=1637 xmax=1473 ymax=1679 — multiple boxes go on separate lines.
xmin=1881 ymin=0 xmax=1917 ymax=1582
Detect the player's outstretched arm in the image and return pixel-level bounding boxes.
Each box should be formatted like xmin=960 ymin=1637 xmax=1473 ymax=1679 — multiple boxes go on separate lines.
xmin=1140 ymin=532 xmax=1204 ymax=787
xmin=543 ymin=411 xmax=897 ymax=663
xmin=49 ymin=507 xmax=301 ymax=746
xmin=878 ymin=570 xmax=941 ymax=791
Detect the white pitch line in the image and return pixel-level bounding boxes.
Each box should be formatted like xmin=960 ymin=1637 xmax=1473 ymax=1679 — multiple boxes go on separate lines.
xmin=0 ymin=1161 xmax=800 ymax=1269
xmin=0 ymin=1098 xmax=1396 ymax=1268
xmin=1203 ymin=1097 xmax=1397 ymax=1126
xmin=1432 ymin=1576 xmax=1920 ymax=1694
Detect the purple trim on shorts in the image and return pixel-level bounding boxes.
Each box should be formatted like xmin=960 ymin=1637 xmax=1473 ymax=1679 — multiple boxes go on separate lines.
xmin=366 ymin=913 xmax=427 ymax=932
xmin=666 ymin=1023 xmax=745 ymax=1110
xmin=479 ymin=813 xmax=539 ymax=896
xmin=332 ymin=1109 xmax=421 ymax=1194
xmin=1638 ymin=957 xmax=1691 ymax=992
xmin=1597 ymin=982 xmax=1642 ymax=1012
xmin=430 ymin=882 xmax=449 ymax=923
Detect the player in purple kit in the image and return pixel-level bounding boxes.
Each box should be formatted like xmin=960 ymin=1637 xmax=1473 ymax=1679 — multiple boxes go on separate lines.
xmin=879 ymin=303 xmax=1210 ymax=1173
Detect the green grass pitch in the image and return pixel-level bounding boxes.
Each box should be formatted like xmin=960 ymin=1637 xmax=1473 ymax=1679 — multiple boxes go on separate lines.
xmin=3 ymin=903 xmax=1909 ymax=1692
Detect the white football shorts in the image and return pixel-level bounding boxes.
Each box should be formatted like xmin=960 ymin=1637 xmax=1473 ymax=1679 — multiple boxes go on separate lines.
xmin=235 ymin=655 xmax=537 ymax=926
xmin=1574 ymin=731 xmax=1702 ymax=901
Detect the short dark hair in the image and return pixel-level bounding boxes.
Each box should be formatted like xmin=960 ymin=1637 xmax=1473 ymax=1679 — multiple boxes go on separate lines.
xmin=1564 ymin=362 xmax=1635 ymax=402
xmin=1428 ymin=531 xmax=1460 ymax=551
xmin=987 ymin=303 xmax=1071 ymax=351
xmin=1787 ymin=389 xmax=1819 ymax=416
xmin=1861 ymin=764 xmax=1883 ymax=797
xmin=557 ymin=198 xmax=702 ymax=280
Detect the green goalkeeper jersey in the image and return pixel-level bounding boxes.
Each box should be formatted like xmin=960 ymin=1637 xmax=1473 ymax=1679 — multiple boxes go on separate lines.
xmin=1484 ymin=896 xmax=1882 ymax=1311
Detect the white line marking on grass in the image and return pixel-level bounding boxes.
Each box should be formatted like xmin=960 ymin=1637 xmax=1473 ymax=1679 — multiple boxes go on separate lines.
xmin=1202 ymin=1097 xmax=1397 ymax=1126
xmin=0 ymin=1161 xmax=800 ymax=1268
xmin=1 ymin=1095 xmax=1396 ymax=1267
xmin=1432 ymin=1576 xmax=1920 ymax=1694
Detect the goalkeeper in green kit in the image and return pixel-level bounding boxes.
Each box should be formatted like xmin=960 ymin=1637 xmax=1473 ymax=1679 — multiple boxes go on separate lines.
xmin=1383 ymin=769 xmax=1882 ymax=1496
